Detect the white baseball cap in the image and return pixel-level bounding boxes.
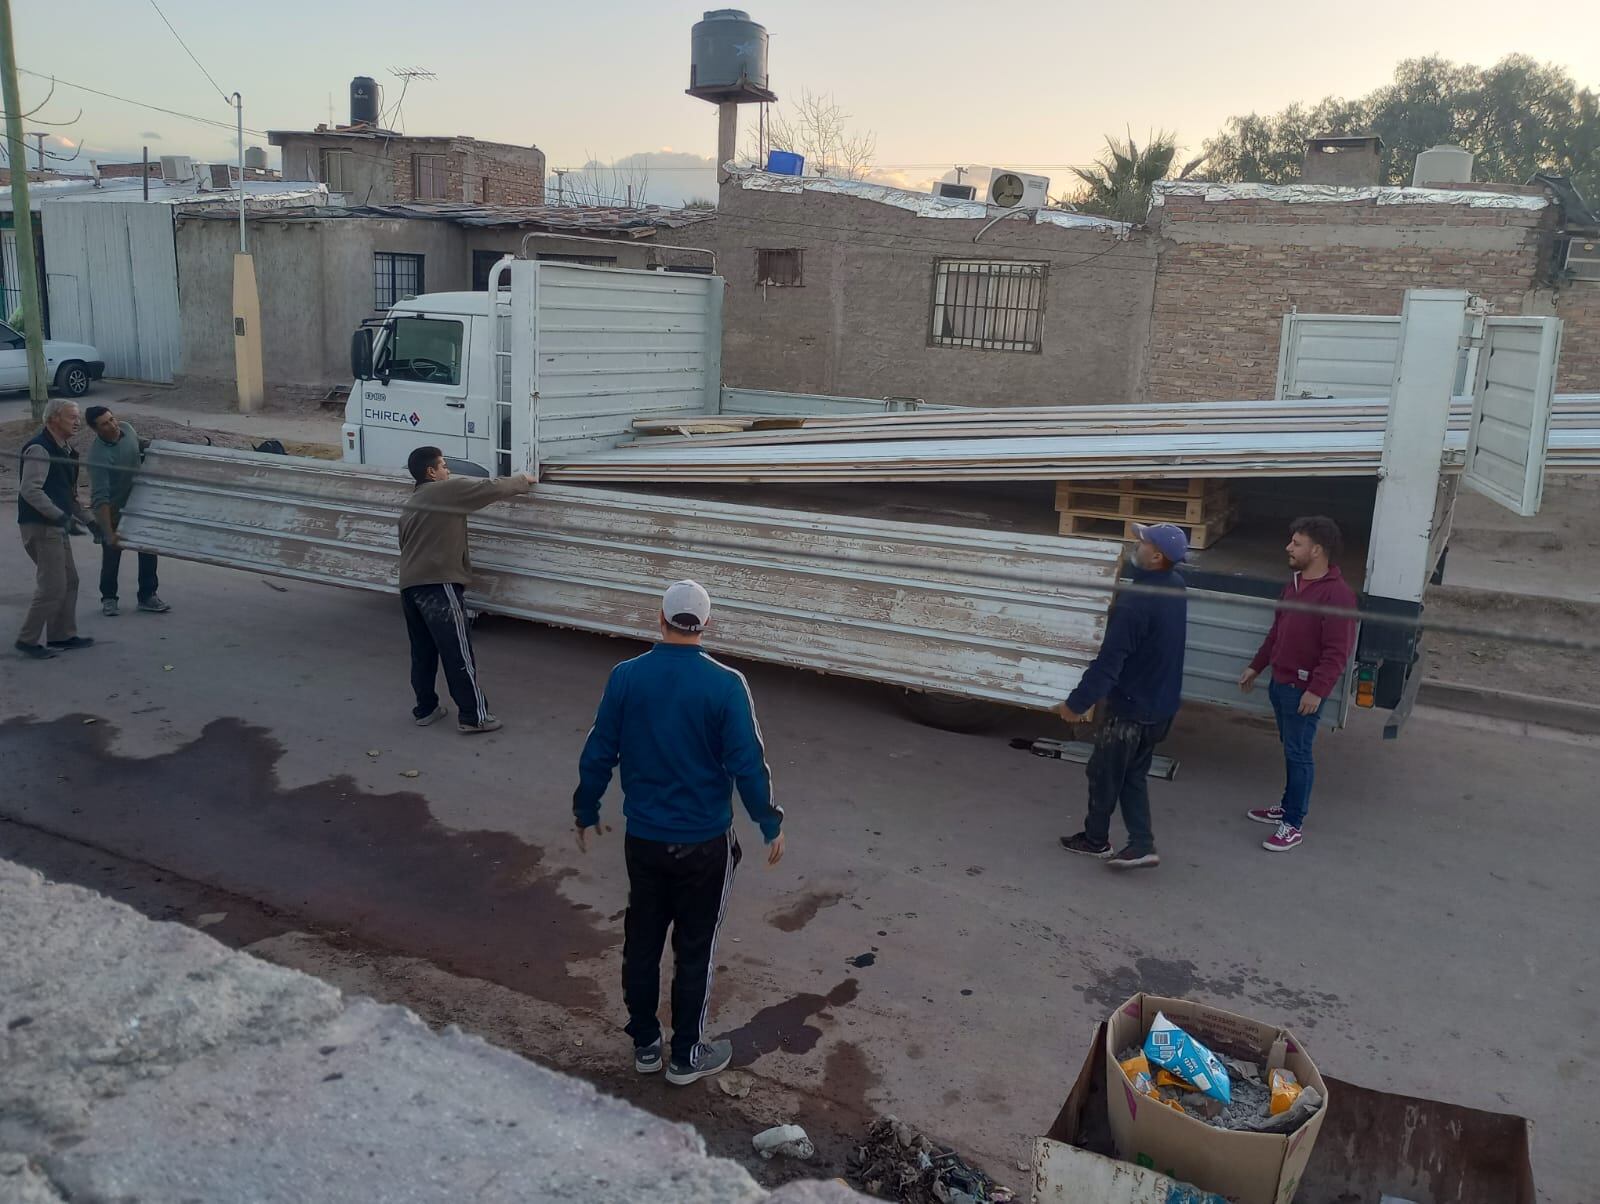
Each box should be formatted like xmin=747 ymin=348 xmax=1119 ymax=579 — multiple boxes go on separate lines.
xmin=662 ymin=580 xmax=712 ymax=632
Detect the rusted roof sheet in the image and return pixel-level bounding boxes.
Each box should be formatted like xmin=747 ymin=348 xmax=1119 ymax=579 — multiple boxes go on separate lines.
xmin=361 ymin=202 xmax=716 ymax=232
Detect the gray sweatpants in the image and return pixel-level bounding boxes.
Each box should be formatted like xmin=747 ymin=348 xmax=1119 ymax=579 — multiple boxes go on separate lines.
xmin=17 ymin=523 xmax=78 ymax=646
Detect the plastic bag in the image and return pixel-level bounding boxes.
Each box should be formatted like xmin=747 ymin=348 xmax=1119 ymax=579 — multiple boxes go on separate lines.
xmin=1118 ymin=1052 xmax=1153 ymax=1095
xmin=1269 ymin=1068 xmax=1303 ymax=1116
xmin=1143 ymin=1012 xmax=1231 ymax=1104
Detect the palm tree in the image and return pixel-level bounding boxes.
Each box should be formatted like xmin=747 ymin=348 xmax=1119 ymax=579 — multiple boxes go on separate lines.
xmin=1069 ymin=131 xmax=1208 ymax=223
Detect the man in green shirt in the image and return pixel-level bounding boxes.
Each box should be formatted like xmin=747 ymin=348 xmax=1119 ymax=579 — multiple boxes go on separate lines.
xmin=85 ymin=406 xmax=170 ymax=618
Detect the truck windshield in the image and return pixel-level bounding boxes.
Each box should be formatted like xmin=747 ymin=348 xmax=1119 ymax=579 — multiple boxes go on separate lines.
xmin=378 ymin=317 xmax=464 ymax=387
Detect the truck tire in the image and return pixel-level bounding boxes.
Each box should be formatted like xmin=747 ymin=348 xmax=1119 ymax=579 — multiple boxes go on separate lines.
xmin=897 ymin=689 xmax=1004 ymax=733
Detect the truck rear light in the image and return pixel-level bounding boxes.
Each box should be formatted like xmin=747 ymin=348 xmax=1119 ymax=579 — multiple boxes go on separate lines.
xmin=1355 ymin=664 xmax=1377 ymax=708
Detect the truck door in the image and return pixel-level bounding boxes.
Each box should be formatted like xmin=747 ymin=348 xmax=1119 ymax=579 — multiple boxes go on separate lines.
xmin=361 ymin=314 xmax=471 ymax=465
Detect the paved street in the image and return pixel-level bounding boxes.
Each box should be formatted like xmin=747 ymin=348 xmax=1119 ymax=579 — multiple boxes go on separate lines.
xmin=2 ymin=535 xmax=1596 ymax=1200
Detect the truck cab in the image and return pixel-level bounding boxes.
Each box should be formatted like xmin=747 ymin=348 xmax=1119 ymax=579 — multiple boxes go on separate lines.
xmin=344 ymin=292 xmax=496 ymax=471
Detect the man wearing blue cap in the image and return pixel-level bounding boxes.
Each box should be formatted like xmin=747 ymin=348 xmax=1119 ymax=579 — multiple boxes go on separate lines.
xmin=1057 ymin=522 xmax=1189 ymax=870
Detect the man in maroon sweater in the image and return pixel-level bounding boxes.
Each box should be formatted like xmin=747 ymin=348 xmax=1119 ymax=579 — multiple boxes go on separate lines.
xmin=1238 ymin=516 xmax=1358 ymax=853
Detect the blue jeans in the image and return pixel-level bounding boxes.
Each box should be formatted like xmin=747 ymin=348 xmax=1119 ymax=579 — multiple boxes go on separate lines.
xmin=1268 ymin=680 xmax=1325 ymax=828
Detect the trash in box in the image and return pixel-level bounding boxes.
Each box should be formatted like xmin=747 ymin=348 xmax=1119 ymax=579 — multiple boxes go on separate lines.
xmin=1142 ymin=1011 xmax=1231 ymax=1103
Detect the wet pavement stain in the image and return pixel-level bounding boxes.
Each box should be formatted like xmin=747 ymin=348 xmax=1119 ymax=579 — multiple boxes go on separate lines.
xmin=0 ymin=715 xmax=616 ymax=1011
xmin=725 ymin=977 xmax=859 ymax=1066
xmin=766 ymin=889 xmax=845 ymax=933
xmin=848 ymin=952 xmax=876 ymax=968
xmin=813 ymin=1040 xmax=878 ymax=1123
xmin=1079 ymin=954 xmax=1342 ymax=1021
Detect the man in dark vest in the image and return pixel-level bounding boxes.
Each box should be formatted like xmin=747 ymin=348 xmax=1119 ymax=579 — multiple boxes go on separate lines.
xmin=16 ymin=399 xmax=95 ymax=659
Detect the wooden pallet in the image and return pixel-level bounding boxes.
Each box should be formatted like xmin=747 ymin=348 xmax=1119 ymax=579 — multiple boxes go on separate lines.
xmin=1058 ymin=477 xmax=1220 ymax=501
xmin=1059 ymin=506 xmax=1237 ymax=550
xmin=1056 ymin=484 xmax=1230 ymax=525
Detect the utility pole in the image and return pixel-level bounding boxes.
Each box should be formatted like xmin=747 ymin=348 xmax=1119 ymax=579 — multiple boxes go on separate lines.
xmin=553 ymin=168 xmax=568 ymax=205
xmin=29 ymin=129 xmax=42 ymax=170
xmin=0 ymin=0 xmax=49 ymax=422
xmin=954 ymin=165 xmax=966 ymax=186
xmin=233 ymin=92 xmax=245 ymax=252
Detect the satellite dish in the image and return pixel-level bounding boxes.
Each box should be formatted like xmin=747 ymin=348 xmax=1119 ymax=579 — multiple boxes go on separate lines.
xmin=990 ymin=172 xmax=1025 ymax=207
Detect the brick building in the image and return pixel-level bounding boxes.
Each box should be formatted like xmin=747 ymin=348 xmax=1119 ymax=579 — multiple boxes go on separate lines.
xmin=1144 ymin=180 xmax=1596 ymax=398
xmin=268 ymin=127 xmax=545 ymax=207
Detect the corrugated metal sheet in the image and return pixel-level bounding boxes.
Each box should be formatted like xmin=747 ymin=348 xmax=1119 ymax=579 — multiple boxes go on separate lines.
xmin=118 ymin=444 xmax=1122 ymax=708
xmin=532 ymin=263 xmax=721 ymax=457
xmin=1183 ymin=586 xmax=1349 ymax=727
xmin=1276 ymin=312 xmax=1479 ymax=400
xmin=41 ymin=200 xmax=180 ymax=382
xmin=1462 ymin=317 xmax=1562 ymax=516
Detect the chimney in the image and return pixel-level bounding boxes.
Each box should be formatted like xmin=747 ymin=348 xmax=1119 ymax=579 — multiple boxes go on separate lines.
xmin=1302 ymin=135 xmax=1384 ymax=187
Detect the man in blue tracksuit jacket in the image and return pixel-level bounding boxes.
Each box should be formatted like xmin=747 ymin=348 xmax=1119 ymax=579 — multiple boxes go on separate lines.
xmin=1057 ymin=522 xmax=1189 ymax=871
xmin=574 ymin=580 xmax=785 ymax=1086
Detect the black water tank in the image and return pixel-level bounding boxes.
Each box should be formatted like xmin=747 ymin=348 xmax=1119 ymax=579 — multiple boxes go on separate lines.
xmin=350 ymin=76 xmax=381 ymax=126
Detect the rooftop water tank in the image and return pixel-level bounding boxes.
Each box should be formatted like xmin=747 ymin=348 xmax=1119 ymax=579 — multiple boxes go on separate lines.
xmin=1413 ymin=144 xmax=1474 ymax=187
xmin=244 ymin=146 xmax=269 ymax=170
xmin=350 ymin=76 xmax=382 ymax=127
xmin=687 ymin=10 xmax=775 ymax=103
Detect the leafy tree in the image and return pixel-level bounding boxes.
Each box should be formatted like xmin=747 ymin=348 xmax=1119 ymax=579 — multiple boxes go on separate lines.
xmin=1200 ymin=55 xmax=1600 ymax=201
xmin=1068 ymin=131 xmax=1208 ymax=224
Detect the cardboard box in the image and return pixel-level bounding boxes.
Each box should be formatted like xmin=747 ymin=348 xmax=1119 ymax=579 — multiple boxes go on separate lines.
xmin=1104 ymin=994 xmax=1327 ymax=1204
xmin=1039 ymin=1018 xmax=1537 ymax=1204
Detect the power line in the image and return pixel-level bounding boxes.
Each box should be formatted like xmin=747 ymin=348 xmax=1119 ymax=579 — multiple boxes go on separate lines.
xmin=20 ymin=69 xmax=256 ymax=135
xmin=145 ymin=0 xmax=231 ymax=106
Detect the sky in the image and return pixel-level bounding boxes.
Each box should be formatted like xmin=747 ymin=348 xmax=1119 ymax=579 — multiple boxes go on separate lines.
xmin=10 ymin=1 xmax=1599 ymax=206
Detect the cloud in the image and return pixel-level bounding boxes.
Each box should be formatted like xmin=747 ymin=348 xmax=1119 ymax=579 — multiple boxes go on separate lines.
xmin=139 ymin=131 xmax=163 ymax=140
xmin=567 ymin=151 xmax=719 ymax=207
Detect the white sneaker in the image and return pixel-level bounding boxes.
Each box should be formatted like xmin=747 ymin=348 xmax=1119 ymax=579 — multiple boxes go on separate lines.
xmin=415 ymin=705 xmax=447 ymax=727
xmin=458 ymin=714 xmax=503 ymax=734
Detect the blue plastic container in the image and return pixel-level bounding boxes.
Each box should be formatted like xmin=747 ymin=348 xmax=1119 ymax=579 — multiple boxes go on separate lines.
xmin=766 ymin=150 xmax=805 ymax=176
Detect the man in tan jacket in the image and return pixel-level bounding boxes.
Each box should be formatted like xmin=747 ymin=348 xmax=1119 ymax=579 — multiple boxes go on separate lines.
xmin=398 ymin=446 xmax=534 ymax=733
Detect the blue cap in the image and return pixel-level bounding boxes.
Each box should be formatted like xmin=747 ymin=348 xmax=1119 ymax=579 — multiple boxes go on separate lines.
xmin=1132 ymin=522 xmax=1189 ymax=564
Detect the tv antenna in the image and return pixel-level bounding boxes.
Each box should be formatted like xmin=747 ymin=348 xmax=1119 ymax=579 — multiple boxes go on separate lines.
xmin=385 ymin=66 xmax=436 ymax=133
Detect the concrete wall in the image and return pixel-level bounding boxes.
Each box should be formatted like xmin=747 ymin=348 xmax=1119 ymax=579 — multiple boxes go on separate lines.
xmin=177 ymin=214 xmax=467 ymax=392
xmin=1146 ymin=191 xmax=1600 ymax=399
xmin=699 ymin=186 xmax=1158 ymax=406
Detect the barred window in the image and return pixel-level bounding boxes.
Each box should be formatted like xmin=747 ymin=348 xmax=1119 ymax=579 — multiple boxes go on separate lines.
xmin=929 ymin=259 xmax=1046 ymax=352
xmin=373 ymin=252 xmax=424 ymax=310
xmin=756 ymin=248 xmax=803 ymax=286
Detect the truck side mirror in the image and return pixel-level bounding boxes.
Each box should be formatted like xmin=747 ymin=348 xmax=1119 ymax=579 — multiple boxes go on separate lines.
xmin=350 ymin=328 xmax=375 ymax=380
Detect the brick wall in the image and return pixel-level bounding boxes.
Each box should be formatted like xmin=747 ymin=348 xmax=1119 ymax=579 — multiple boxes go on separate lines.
xmin=1147 ymin=194 xmax=1600 ymax=398
xmin=390 ymin=138 xmax=545 ymax=205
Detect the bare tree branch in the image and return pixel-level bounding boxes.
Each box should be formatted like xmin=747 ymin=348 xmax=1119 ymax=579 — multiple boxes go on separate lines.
xmin=742 ymin=89 xmax=877 ymax=180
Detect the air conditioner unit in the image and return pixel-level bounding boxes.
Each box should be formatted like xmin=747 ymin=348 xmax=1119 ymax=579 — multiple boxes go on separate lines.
xmin=158 ymin=155 xmax=195 ymax=184
xmin=931 ymin=181 xmax=977 ymax=201
xmin=1562 ymin=235 xmax=1600 ymax=281
xmin=985 ymin=168 xmax=1050 ymax=209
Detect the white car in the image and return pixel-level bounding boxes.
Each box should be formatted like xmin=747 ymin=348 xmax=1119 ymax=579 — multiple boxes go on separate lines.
xmin=0 ymin=321 xmax=105 ymax=397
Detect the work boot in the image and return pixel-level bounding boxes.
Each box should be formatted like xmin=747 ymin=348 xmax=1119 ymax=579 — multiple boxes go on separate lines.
xmin=1262 ymin=823 xmax=1304 ymax=853
xmin=1105 ymin=847 xmax=1161 ymax=870
xmin=459 ymin=714 xmax=503 ymax=735
xmin=634 ymin=1038 xmax=663 ymax=1075
xmin=666 ymin=1039 xmax=733 ymax=1086
xmin=137 ymin=595 xmax=172 ymax=614
xmin=1059 ymin=832 xmax=1112 ymax=859
xmin=102 ymin=598 xmax=119 ymax=617
xmin=15 ymin=641 xmax=57 ymax=660
xmin=46 ymin=636 xmax=95 ymax=651
xmin=1246 ymin=806 xmax=1285 ymax=825
xmin=415 ymin=705 xmax=448 ymax=727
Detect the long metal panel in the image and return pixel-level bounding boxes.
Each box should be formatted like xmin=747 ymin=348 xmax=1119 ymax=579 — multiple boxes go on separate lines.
xmin=531 ymin=262 xmax=715 ymax=458
xmin=720 ymin=387 xmax=960 ymax=417
xmin=1462 ymin=317 xmax=1562 ymax=517
xmin=119 ymin=444 xmax=1122 ymax=709
xmin=40 ymin=200 xmax=180 ymax=382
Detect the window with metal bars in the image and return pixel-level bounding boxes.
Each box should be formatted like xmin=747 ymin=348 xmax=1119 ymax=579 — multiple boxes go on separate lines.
xmin=412 ymin=154 xmax=448 ymax=200
xmin=373 ymin=252 xmax=424 ymax=310
xmin=756 ymin=248 xmax=803 ymax=286
xmin=929 ymin=259 xmax=1047 ymax=352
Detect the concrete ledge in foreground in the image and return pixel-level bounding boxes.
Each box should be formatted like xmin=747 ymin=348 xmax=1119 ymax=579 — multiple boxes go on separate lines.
xmin=0 ymin=860 xmax=861 ymax=1204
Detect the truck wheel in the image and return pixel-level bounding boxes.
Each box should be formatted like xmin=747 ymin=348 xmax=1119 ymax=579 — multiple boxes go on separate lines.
xmin=897 ymin=689 xmax=1004 ymax=733
xmin=55 ymin=362 xmax=92 ymax=397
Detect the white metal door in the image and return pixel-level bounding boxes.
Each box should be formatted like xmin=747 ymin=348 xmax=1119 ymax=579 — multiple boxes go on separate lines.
xmin=1461 ymin=316 xmax=1562 ymax=517
xmin=1 ymin=229 xmax=22 ymax=321
xmin=1275 ymin=312 xmax=1480 ymax=400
